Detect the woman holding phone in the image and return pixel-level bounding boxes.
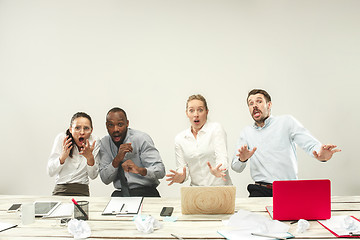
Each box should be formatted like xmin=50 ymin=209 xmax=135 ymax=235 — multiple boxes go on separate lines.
xmin=47 ymin=112 xmax=100 ymax=196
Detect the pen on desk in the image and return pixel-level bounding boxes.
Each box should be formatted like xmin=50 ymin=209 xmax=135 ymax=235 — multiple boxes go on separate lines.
xmin=251 ymin=232 xmax=288 ymax=240
xmin=350 ymin=232 xmax=360 ymax=236
xmin=71 ymin=198 xmax=88 ymax=220
xmin=171 ymin=233 xmax=184 ymax=240
xmin=120 ymin=203 xmax=125 ymax=213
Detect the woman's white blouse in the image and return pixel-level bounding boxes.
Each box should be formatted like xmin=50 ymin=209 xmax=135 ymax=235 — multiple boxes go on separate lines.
xmin=47 ymin=132 xmax=100 ymax=185
xmin=175 ymin=122 xmax=232 ymax=186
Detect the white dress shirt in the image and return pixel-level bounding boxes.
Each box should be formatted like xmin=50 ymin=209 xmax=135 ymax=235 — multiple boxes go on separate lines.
xmin=47 ymin=132 xmax=100 ymax=185
xmin=175 ymin=122 xmax=232 ymax=186
xmin=231 ymin=115 xmax=322 ymax=183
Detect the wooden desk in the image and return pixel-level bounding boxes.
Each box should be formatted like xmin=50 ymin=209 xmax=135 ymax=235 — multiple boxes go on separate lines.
xmin=0 ymin=195 xmax=359 ymax=239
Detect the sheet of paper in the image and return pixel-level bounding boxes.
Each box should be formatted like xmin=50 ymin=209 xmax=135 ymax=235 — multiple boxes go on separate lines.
xmin=0 ymin=222 xmax=17 ymax=232
xmin=318 ymin=215 xmax=360 ymax=236
xmin=218 ymin=210 xmax=291 ymax=240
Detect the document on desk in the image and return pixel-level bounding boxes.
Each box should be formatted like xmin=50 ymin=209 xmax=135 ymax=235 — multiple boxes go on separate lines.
xmin=0 ymin=222 xmax=17 ymax=232
xmin=102 ymin=197 xmax=143 ymax=216
xmin=318 ymin=215 xmax=360 ymax=238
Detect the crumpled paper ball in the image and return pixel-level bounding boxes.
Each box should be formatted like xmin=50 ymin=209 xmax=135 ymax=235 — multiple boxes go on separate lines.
xmin=296 ymin=219 xmax=310 ymax=233
xmin=67 ymin=219 xmax=91 ymax=239
xmin=134 ymin=215 xmax=162 ymax=234
xmin=343 ymin=215 xmax=360 ymax=231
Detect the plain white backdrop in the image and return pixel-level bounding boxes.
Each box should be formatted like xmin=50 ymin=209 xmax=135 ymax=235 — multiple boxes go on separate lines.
xmin=0 ymin=0 xmax=359 ymax=197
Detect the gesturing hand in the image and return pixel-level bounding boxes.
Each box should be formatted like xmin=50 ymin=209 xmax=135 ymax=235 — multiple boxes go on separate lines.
xmin=236 ymin=145 xmax=257 ymax=162
xmin=122 ymin=159 xmax=147 ymax=176
xmin=313 ymin=144 xmax=341 ymax=162
xmin=60 ymin=136 xmax=73 ymax=164
xmin=166 ymin=167 xmax=186 ymax=186
xmin=207 ymin=162 xmax=227 ymax=181
xmin=118 ymin=143 xmax=133 ymax=161
xmin=79 ymin=139 xmax=96 ymax=160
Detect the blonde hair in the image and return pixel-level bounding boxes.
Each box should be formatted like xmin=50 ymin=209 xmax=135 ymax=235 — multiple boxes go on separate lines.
xmin=186 ymin=94 xmax=208 ymax=110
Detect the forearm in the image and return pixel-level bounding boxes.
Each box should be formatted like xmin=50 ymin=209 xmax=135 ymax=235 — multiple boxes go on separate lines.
xmin=47 ymin=154 xmax=63 ymax=177
xmin=145 ymin=163 xmax=165 ymax=179
xmin=99 ymin=163 xmax=118 ymax=185
xmin=231 ymin=156 xmax=247 ymax=173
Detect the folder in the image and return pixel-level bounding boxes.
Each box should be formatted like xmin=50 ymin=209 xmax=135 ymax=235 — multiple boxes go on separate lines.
xmin=102 ymin=197 xmax=143 ymax=216
xmin=318 ymin=216 xmax=360 ymax=238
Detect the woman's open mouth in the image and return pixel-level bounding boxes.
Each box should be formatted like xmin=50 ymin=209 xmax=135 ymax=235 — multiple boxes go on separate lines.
xmin=79 ymin=137 xmax=85 ymax=144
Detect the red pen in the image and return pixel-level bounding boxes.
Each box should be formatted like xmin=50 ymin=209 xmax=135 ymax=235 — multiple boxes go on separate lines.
xmin=71 ymin=198 xmax=88 ymax=220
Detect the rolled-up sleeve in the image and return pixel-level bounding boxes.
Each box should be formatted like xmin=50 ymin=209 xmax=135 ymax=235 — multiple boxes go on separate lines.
xmin=139 ymin=134 xmax=165 ymax=180
xmin=99 ymin=139 xmax=119 ymax=185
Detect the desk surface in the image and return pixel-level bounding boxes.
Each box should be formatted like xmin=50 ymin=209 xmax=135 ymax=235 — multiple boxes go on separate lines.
xmin=1 ymin=195 xmax=359 ymax=239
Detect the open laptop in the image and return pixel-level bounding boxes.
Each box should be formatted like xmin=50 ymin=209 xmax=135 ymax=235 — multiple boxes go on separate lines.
xmin=266 ymin=179 xmax=331 ymax=220
xmin=181 ymin=186 xmax=236 ymax=214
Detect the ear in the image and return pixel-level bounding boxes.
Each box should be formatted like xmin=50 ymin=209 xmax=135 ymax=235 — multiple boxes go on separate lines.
xmin=126 ymin=120 xmax=129 ymax=127
xmin=267 ymin=101 xmax=272 ymax=111
xmin=68 ymin=128 xmax=72 ymax=134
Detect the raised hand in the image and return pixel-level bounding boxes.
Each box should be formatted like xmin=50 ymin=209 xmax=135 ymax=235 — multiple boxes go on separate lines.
xmin=313 ymin=144 xmax=341 ymax=162
xmin=113 ymin=143 xmax=133 ymax=168
xmin=207 ymin=162 xmax=227 ymax=181
xmin=59 ymin=136 xmax=73 ymax=164
xmin=236 ymin=144 xmax=257 ymax=162
xmin=166 ymin=167 xmax=186 ymax=186
xmin=80 ymin=139 xmax=96 ymax=163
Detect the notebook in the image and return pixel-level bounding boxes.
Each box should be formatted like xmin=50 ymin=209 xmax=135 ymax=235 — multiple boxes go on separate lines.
xmin=266 ymin=179 xmax=331 ymax=220
xmin=180 ymin=186 xmax=236 ymax=214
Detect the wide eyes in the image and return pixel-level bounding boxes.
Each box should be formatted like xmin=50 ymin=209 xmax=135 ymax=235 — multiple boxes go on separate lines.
xmin=73 ymin=126 xmax=91 ymax=133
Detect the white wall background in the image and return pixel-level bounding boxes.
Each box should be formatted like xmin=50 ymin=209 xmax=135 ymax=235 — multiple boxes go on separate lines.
xmin=0 ymin=0 xmax=359 ymax=198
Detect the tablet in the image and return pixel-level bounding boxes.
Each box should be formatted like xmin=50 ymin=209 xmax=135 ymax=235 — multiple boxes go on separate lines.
xmin=34 ymin=201 xmax=61 ymax=217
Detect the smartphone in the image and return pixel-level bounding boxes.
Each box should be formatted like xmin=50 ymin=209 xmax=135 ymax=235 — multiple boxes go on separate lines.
xmin=160 ymin=207 xmax=174 ymax=217
xmin=7 ymin=203 xmax=22 ymax=212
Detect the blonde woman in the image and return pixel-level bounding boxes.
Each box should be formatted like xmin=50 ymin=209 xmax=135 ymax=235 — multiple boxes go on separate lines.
xmin=166 ymin=94 xmax=232 ymax=186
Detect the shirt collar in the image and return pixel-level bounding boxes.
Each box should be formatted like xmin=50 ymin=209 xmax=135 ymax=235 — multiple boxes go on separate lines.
xmin=185 ymin=121 xmax=209 ymax=138
xmin=253 ymin=115 xmax=273 ymax=129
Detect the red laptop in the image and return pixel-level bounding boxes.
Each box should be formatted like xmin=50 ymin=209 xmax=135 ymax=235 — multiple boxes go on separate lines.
xmin=267 ymin=179 xmax=331 ymax=221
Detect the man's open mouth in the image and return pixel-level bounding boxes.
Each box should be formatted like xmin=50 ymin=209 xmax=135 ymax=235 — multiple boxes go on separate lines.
xmin=253 ymin=110 xmax=261 ymax=118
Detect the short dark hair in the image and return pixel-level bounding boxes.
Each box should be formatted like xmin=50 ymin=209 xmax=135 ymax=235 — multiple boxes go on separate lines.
xmin=106 ymin=107 xmax=127 ymax=121
xmin=247 ymin=89 xmax=271 ymax=104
